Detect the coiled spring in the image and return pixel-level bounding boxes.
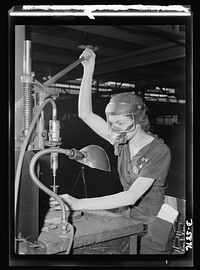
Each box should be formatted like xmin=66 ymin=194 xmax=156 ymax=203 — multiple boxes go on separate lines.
xmin=22 ymin=82 xmax=33 ymax=135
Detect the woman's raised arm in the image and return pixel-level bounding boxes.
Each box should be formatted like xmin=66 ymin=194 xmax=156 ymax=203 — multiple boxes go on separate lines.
xmin=78 ymin=48 xmax=109 ymax=141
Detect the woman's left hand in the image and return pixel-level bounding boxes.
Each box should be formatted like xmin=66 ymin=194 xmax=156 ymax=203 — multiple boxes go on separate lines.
xmin=49 ymin=194 xmax=80 ymax=211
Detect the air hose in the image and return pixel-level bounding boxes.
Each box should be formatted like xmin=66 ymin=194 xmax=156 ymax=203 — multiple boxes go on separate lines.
xmin=29 ymin=148 xmax=72 ymax=225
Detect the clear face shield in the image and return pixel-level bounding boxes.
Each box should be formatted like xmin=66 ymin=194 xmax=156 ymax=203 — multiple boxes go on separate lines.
xmin=105 ymin=102 xmax=139 ymax=145
xmin=107 ymin=113 xmax=135 ymax=133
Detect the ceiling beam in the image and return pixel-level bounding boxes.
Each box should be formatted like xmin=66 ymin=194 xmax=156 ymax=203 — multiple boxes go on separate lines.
xmin=30 ymin=32 xmax=79 ymax=50
xmin=33 ymin=52 xmax=75 ymax=65
xmin=96 ymin=42 xmax=181 ymax=64
xmin=30 ymin=32 xmax=126 ymax=57
xmin=146 ymin=25 xmax=185 ymax=39
xmin=135 ymin=73 xmax=185 ymax=88
xmin=32 ymin=43 xmax=185 ymax=87
xmin=94 ymin=45 xmax=185 ymax=75
xmin=63 ymin=25 xmax=166 ymax=47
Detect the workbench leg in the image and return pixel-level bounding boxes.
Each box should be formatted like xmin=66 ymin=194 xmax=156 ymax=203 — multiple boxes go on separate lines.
xmin=129 ymin=235 xmax=138 ymax=254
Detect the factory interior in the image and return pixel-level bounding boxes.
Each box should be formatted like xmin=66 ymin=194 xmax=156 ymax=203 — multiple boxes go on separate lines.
xmin=13 ymin=21 xmax=192 ymax=259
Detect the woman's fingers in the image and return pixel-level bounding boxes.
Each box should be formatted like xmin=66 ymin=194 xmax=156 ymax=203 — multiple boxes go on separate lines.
xmin=49 ymin=197 xmax=59 ymax=205
xmin=79 ymin=48 xmax=96 ymax=62
xmin=49 ymin=197 xmax=60 ymax=210
xmin=49 ymin=196 xmax=70 ymax=211
xmin=49 ymin=194 xmax=79 ymax=211
xmin=50 ymin=204 xmax=70 ymax=211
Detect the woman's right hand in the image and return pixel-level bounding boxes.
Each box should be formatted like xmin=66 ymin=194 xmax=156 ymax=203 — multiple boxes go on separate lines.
xmin=49 ymin=194 xmax=80 ymax=211
xmin=79 ymin=48 xmax=96 ymax=69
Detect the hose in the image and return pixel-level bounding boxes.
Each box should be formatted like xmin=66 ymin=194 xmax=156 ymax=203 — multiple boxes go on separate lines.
xmin=29 ymin=147 xmax=75 ymax=254
xmin=29 ymin=148 xmax=72 ymax=224
xmin=15 ymin=98 xmax=57 ymax=221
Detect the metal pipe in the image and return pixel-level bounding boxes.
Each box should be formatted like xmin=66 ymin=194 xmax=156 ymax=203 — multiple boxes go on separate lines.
xmin=23 ymin=40 xmax=31 ymax=75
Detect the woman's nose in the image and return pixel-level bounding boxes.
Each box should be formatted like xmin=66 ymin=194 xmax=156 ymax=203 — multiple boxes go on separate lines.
xmin=112 ymin=122 xmax=120 ymax=128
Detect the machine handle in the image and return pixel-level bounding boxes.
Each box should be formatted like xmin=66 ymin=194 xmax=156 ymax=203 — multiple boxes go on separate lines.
xmin=43 ymin=58 xmax=83 ymax=87
xmin=44 ymin=47 xmax=98 ymax=87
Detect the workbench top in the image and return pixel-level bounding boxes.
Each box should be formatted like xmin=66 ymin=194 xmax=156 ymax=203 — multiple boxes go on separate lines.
xmin=44 ymin=209 xmax=143 ymax=252
xmin=74 ymin=210 xmax=143 ymax=248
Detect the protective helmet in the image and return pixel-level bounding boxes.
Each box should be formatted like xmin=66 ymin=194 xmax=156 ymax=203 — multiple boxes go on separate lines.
xmin=105 ymin=92 xmax=150 ymax=132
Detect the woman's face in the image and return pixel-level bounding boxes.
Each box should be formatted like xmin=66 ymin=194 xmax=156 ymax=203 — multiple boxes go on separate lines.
xmin=107 ymin=113 xmax=138 ymax=145
xmin=107 ymin=113 xmax=141 ymax=145
xmin=107 ymin=113 xmax=135 ymax=134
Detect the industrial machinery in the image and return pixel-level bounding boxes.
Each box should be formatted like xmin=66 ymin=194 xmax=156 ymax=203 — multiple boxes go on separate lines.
xmin=15 ymin=40 xmax=110 ymax=254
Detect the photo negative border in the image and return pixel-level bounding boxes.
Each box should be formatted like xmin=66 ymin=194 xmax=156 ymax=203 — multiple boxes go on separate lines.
xmin=8 ymin=4 xmax=193 ymax=267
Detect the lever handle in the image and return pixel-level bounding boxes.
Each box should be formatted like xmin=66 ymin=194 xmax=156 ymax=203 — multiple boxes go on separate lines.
xmin=44 ymin=47 xmax=98 ymax=88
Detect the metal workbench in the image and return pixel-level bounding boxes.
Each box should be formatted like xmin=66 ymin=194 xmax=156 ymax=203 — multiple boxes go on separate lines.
xmin=43 ymin=209 xmax=144 ymax=254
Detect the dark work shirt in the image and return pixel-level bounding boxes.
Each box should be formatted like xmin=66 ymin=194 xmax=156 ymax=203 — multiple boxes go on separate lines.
xmin=117 ymin=133 xmax=171 ymax=217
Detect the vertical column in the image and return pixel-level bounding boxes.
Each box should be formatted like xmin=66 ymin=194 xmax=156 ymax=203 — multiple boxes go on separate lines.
xmin=15 ymin=25 xmax=25 ymax=149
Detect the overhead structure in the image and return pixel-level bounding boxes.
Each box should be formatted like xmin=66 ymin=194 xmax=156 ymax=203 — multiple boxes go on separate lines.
xmin=29 ymin=24 xmax=187 ymax=98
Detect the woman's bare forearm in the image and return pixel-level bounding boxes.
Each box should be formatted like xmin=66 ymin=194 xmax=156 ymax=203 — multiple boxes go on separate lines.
xmin=54 ymin=177 xmax=154 ymax=211
xmin=78 ymin=67 xmax=94 ymax=119
xmin=77 ymin=49 xmax=109 ymax=140
xmin=76 ymin=176 xmax=155 ymax=211
xmin=78 ymin=190 xmax=137 ymax=211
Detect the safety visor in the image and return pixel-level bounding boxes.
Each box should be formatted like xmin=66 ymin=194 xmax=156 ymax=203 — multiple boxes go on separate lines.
xmin=106 ymin=112 xmax=135 ymax=134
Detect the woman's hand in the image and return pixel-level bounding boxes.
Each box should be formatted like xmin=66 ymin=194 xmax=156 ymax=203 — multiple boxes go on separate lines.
xmin=49 ymin=194 xmax=80 ymax=211
xmin=79 ymin=48 xmax=96 ymax=69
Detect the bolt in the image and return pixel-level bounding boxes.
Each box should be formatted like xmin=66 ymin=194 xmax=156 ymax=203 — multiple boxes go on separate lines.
xmin=60 ymin=221 xmax=69 ymax=234
xmin=41 ymin=132 xmax=46 ymax=137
